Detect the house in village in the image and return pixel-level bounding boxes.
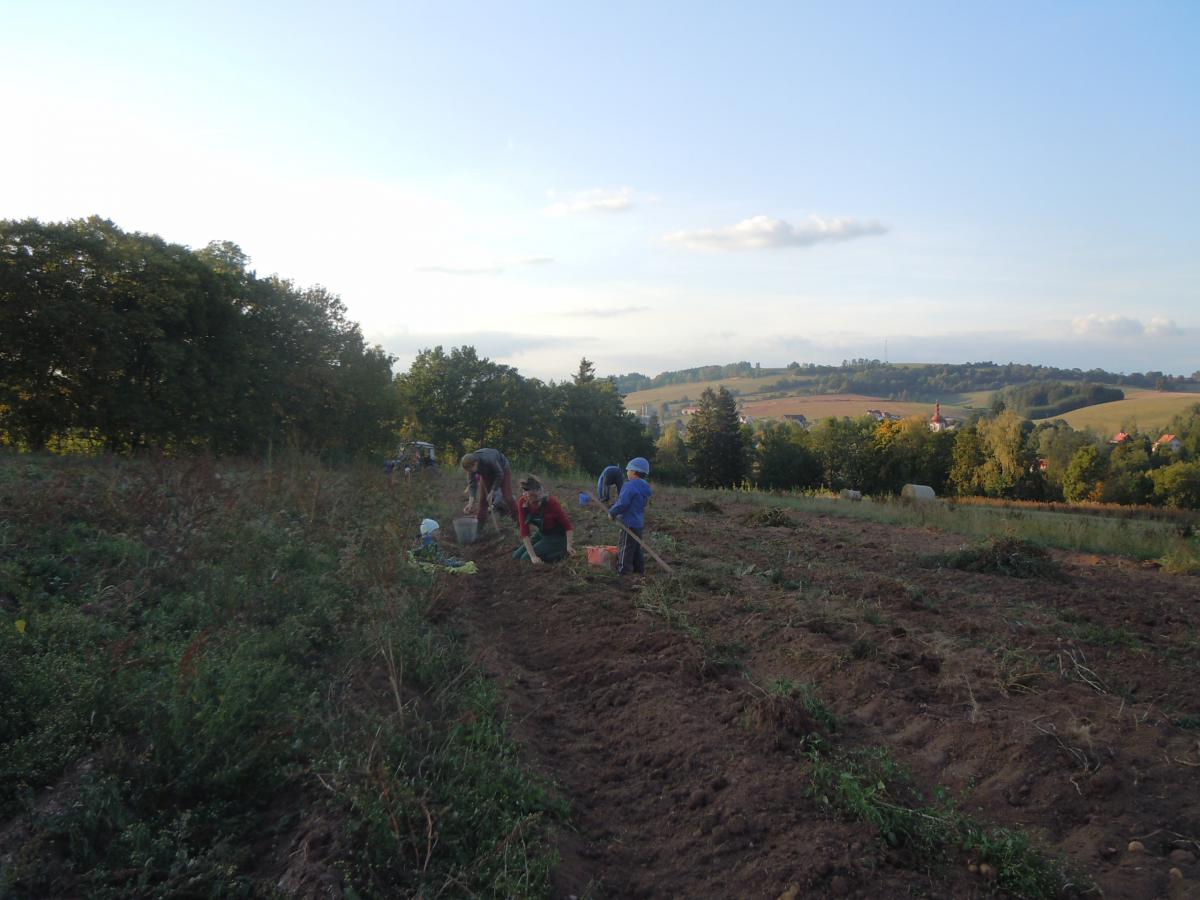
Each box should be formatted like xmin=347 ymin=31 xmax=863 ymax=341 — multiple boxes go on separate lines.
xmin=867 ymin=409 xmax=903 ymax=422
xmin=783 ymin=414 xmax=809 ymax=428
xmin=1153 ymin=433 xmax=1183 ymax=454
xmin=1110 ymin=431 xmax=1133 ymax=445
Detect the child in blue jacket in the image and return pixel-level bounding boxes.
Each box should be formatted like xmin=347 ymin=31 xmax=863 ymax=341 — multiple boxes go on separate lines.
xmin=608 ymin=457 xmax=652 ymax=575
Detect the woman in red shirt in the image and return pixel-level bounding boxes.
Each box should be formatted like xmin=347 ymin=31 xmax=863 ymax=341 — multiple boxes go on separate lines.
xmin=512 ymin=475 xmax=576 ymax=565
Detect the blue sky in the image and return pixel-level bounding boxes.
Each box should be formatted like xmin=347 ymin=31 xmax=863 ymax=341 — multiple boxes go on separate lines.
xmin=3 ymin=1 xmax=1197 ymax=379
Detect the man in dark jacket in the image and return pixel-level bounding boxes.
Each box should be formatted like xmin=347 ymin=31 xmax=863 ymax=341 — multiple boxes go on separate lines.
xmin=461 ymin=448 xmax=518 ymax=526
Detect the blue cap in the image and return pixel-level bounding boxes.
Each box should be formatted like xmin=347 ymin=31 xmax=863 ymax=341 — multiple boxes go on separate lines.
xmin=625 ymin=457 xmax=650 ymax=475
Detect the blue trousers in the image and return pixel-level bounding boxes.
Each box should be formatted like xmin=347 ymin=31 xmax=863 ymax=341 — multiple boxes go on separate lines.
xmin=617 ymin=525 xmax=645 ymax=574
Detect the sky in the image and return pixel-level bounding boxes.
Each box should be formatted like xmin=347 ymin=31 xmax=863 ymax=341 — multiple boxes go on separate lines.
xmin=3 ymin=1 xmax=1198 ymax=381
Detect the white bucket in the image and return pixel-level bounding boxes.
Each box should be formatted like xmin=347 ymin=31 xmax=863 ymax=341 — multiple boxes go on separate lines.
xmin=452 ymin=516 xmax=479 ymax=544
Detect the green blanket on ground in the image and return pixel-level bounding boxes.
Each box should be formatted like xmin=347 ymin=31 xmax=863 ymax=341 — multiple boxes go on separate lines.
xmin=407 ymin=551 xmax=478 ymax=575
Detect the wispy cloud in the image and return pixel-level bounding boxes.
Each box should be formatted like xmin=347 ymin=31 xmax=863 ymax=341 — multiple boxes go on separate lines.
xmin=558 ymin=305 xmax=649 ymax=318
xmin=376 ymin=330 xmax=578 ymax=361
xmin=416 ymin=256 xmax=553 ymax=276
xmin=1071 ymin=313 xmax=1181 ymax=338
xmin=1146 ymin=317 xmax=1182 ymax=337
xmin=544 ymin=187 xmax=634 ymax=216
xmin=663 ymin=214 xmax=887 ymax=251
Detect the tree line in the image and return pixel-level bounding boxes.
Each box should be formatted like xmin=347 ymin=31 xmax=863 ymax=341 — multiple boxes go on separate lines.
xmin=652 ymin=386 xmax=1200 ymax=510
xmin=1 ymin=217 xmax=395 ymax=458
xmin=5 ymin=216 xmax=1197 ymax=509
xmin=1 ymin=217 xmax=652 ymax=472
xmin=615 ymin=359 xmax=1198 ymax=400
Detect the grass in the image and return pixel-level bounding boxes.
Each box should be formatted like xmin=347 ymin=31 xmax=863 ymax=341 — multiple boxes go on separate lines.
xmin=0 ymin=454 xmax=563 ymax=897
xmin=679 ymin=484 xmax=1200 ymax=566
xmin=806 ymin=745 xmax=1086 ymax=898
xmin=1042 ymin=389 xmax=1200 ymax=434
xmin=922 ymin=536 xmax=1067 ymax=580
xmin=631 ymin=574 xmax=744 ymax=674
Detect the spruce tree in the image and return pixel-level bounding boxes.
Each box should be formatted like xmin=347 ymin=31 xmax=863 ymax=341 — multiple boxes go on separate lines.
xmin=687 ymin=387 xmax=748 ymax=487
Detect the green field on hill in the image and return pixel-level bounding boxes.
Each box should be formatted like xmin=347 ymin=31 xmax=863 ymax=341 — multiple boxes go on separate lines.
xmin=622 ymin=373 xmax=800 ymax=408
xmin=1034 ymin=390 xmax=1200 ymax=435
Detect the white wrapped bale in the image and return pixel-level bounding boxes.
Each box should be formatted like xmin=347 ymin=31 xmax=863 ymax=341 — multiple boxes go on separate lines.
xmin=901 ymin=484 xmax=936 ymax=502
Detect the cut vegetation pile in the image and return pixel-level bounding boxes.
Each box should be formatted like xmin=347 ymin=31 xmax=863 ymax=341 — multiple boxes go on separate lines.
xmin=743 ymin=506 xmax=796 ymax=528
xmin=923 ymin=536 xmax=1068 ymax=580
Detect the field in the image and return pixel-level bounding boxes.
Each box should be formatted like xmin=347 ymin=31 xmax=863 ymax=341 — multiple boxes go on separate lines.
xmin=1037 ymin=390 xmax=1200 ymax=435
xmin=623 ymin=374 xmax=801 ymax=408
xmin=441 ymin=477 xmax=1200 ymax=898
xmin=4 ymin=458 xmax=1200 ymax=897
xmin=739 ymin=393 xmax=966 ymax=421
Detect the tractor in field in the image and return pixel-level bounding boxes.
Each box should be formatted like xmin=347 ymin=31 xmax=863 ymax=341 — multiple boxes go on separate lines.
xmin=384 ymin=441 xmax=438 ymax=478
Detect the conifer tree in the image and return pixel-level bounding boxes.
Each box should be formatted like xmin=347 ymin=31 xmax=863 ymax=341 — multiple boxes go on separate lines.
xmin=687 ymin=386 xmax=747 ymax=487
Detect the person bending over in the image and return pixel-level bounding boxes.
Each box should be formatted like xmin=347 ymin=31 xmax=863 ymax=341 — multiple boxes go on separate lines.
xmin=596 ymin=464 xmax=625 ymax=504
xmin=460 ymin=448 xmax=517 ymax=526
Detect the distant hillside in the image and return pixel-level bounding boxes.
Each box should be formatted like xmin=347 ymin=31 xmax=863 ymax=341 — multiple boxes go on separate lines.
xmin=738 ymin=394 xmax=966 ymax=422
xmin=1036 ymin=390 xmax=1200 ymax=435
xmin=619 ymin=360 xmax=1200 ymax=426
xmin=615 ymin=360 xmax=1192 ymax=400
xmin=993 ymin=381 xmax=1124 ymax=418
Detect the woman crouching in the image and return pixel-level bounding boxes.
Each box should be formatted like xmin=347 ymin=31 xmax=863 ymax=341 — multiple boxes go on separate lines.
xmin=513 ymin=475 xmax=576 ymax=565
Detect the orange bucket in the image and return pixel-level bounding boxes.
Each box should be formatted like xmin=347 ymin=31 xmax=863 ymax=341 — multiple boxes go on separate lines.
xmin=585 ymin=545 xmax=619 ymax=568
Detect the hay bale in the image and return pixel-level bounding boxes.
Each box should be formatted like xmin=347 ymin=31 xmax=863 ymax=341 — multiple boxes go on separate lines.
xmin=839 ymin=489 xmax=862 ymax=501
xmin=901 ymin=484 xmax=936 ymax=502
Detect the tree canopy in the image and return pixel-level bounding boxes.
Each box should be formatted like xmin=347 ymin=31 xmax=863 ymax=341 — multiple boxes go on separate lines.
xmin=1 ymin=217 xmax=395 ymax=458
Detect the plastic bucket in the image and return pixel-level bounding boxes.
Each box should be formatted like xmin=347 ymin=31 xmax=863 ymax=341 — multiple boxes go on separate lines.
xmin=585 ymin=545 xmax=619 ymax=569
xmin=453 ymin=516 xmax=479 ymax=544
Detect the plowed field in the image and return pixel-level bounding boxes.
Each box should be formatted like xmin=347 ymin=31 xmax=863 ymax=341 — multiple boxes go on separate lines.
xmin=439 ymin=479 xmax=1200 ymax=898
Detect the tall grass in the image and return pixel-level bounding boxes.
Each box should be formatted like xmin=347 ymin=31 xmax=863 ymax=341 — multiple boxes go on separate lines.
xmin=673 ymin=484 xmax=1200 ymax=564
xmin=0 ymin=453 xmax=562 ymax=897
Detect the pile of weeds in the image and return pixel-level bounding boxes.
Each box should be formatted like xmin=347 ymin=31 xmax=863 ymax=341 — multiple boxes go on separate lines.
xmin=0 ymin=456 xmax=563 ymax=897
xmin=684 ymin=499 xmax=722 ymax=514
xmin=743 ymin=506 xmax=795 ymax=528
xmin=745 ymin=678 xmax=837 ymax=752
xmin=807 ymin=745 xmax=1086 ymax=898
xmin=923 ymin=536 xmax=1067 ymax=580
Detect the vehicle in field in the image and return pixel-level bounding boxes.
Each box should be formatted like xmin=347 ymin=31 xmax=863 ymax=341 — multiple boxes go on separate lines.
xmin=384 ymin=441 xmax=438 ymax=476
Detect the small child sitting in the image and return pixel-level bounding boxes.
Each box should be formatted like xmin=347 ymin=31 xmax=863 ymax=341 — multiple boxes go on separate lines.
xmin=413 ymin=518 xmax=471 ymax=570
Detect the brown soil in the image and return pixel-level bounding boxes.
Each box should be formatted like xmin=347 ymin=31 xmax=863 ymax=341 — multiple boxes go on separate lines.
xmin=440 ymin=482 xmax=1200 ymax=899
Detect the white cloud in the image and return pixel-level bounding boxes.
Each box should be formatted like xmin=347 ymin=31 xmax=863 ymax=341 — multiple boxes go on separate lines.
xmin=1071 ymin=314 xmax=1181 ymax=338
xmin=663 ymin=214 xmax=888 ymax=252
xmin=416 ymin=256 xmax=553 ymax=276
xmin=544 ymin=187 xmax=634 ymax=216
xmin=558 ymin=305 xmax=648 ymax=318
xmin=1146 ymin=317 xmax=1182 ymax=337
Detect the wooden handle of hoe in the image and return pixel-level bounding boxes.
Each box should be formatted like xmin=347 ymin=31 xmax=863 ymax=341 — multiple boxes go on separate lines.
xmin=595 ymin=501 xmax=672 ymax=573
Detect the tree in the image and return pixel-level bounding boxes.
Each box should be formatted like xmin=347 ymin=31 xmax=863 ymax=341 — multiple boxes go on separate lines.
xmin=755 ymin=421 xmax=820 ymax=490
xmin=1150 ymin=461 xmax=1200 ymax=509
xmin=396 ymin=345 xmax=528 ymax=458
xmin=872 ymin=417 xmax=953 ymax=494
xmin=1032 ymin=422 xmax=1095 ymax=500
xmin=654 ymin=423 xmax=690 ymax=485
xmin=1063 ymin=445 xmax=1106 ymax=502
xmin=949 ymin=427 xmax=986 ymax=496
xmin=1101 ymin=436 xmax=1153 ymax=505
xmin=809 ymin=416 xmax=880 ymax=492
xmin=1 ymin=217 xmax=397 ymax=457
xmin=973 ymin=410 xmax=1038 ymax=497
xmin=687 ymin=387 xmax=748 ymax=488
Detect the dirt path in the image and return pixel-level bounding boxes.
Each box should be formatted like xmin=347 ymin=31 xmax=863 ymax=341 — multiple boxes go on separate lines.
xmin=442 ymin=485 xmax=1200 ymax=899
